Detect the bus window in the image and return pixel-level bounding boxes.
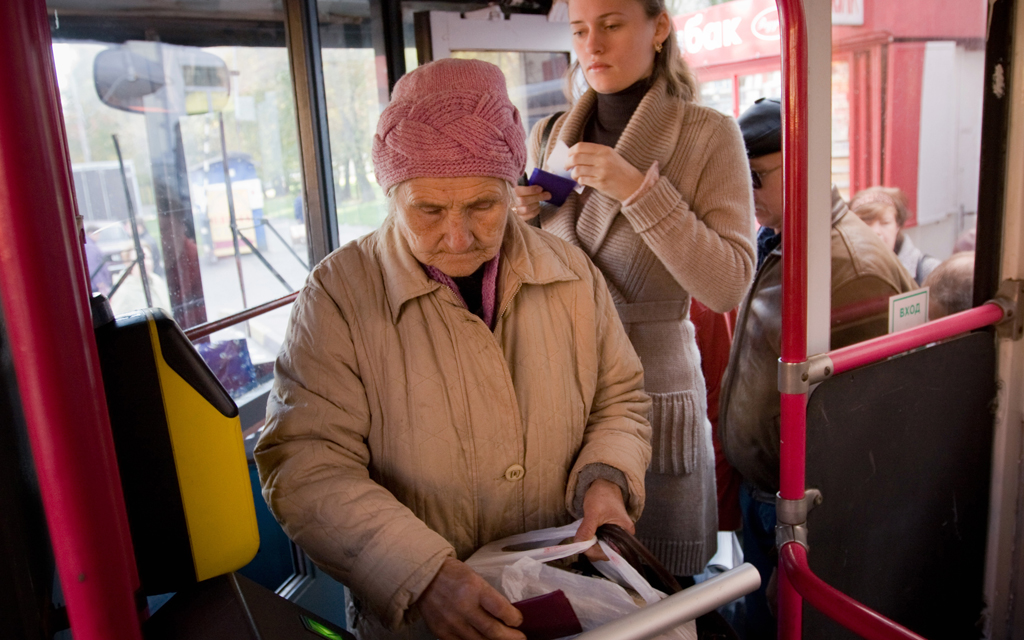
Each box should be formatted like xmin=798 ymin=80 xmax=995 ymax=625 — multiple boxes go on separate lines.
xmin=318 ymin=1 xmax=393 ymax=243
xmin=50 ymin=1 xmax=307 ymax=401
xmin=451 ymin=51 xmax=571 ymax=135
xmin=700 ymin=77 xmax=735 ymax=116
xmin=401 ymin=2 xmax=493 ymax=75
xmin=411 ymin=10 xmax=573 ymax=136
xmin=738 ymin=71 xmax=781 ymax=109
xmin=675 ymin=0 xmax=986 ymax=276
xmin=831 ymin=59 xmax=851 ymax=199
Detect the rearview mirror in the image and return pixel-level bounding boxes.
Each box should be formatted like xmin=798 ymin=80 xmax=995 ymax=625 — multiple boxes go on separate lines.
xmin=94 ymin=42 xmax=230 ymax=115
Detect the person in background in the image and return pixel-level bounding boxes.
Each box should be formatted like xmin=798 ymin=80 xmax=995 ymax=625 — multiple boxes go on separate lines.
xmin=513 ymin=0 xmax=756 ymax=582
xmin=954 ymin=226 xmax=977 ymax=253
xmin=924 ymin=251 xmax=975 ymax=319
xmin=690 ymin=299 xmax=742 ymax=534
xmin=134 ymin=220 xmax=164 ymax=277
xmin=84 ymin=233 xmax=112 ymax=295
xmin=849 ymin=186 xmax=940 ymax=285
xmin=255 ymin=59 xmax=652 ymax=640
xmin=719 ymin=98 xmax=916 ymax=639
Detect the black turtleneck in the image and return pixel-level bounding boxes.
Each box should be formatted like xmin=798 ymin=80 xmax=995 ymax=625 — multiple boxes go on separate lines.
xmin=583 ymin=77 xmax=653 ymax=148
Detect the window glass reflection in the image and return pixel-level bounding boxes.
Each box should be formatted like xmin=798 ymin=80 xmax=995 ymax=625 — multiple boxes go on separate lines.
xmin=831 ymin=60 xmax=850 ymax=199
xmin=699 ymin=77 xmax=733 ymax=116
xmin=318 ymin=2 xmax=391 ymax=242
xmin=674 ymin=0 xmax=985 ymax=263
xmin=53 ymin=37 xmax=307 ymax=399
xmin=452 ymin=50 xmax=571 ymax=139
xmin=738 ymin=72 xmax=781 ymax=111
xmin=322 ymin=47 xmax=390 ymax=242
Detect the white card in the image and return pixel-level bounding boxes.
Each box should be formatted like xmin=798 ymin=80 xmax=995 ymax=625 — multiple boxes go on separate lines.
xmin=545 ymin=140 xmax=573 ymax=178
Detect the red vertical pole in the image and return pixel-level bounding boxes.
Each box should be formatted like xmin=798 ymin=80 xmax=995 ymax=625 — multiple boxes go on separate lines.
xmin=0 ymin=2 xmax=143 ymax=640
xmin=777 ymin=0 xmax=809 ymax=499
xmin=776 ymin=0 xmax=808 ymax=639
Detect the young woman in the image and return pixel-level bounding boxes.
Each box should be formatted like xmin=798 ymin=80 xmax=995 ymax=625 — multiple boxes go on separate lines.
xmin=515 ymin=0 xmax=755 ymax=578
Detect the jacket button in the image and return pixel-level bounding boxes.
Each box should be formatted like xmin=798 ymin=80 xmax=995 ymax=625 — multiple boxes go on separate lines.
xmin=504 ymin=464 xmax=525 ymax=481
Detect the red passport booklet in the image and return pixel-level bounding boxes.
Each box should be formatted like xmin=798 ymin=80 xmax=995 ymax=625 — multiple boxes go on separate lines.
xmin=512 ymin=590 xmax=583 ymax=640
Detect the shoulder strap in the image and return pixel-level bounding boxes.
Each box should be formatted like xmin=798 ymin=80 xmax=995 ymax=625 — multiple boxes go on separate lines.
xmin=537 ymin=111 xmax=564 ymax=169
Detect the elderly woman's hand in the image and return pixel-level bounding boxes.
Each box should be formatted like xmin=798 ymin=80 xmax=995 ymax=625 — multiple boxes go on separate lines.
xmin=513 ymin=184 xmax=551 ymax=222
xmin=567 ymin=142 xmax=646 ymax=203
xmin=574 ymin=478 xmax=634 ymax=562
xmin=418 ymin=557 xmax=525 ymax=640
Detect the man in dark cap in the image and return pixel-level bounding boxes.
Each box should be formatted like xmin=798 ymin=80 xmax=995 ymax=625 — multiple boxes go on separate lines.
xmin=718 ymin=98 xmax=915 ymax=639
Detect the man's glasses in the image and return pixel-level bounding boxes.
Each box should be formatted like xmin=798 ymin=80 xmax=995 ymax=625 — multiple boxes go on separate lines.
xmin=750 ymin=165 xmax=782 ymax=190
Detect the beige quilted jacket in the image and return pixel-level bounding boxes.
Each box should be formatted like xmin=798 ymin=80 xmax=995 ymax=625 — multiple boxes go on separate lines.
xmin=255 ymin=214 xmax=652 ymax=632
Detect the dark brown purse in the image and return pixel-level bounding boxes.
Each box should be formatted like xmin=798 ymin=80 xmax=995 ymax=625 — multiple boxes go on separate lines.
xmin=596 ymin=524 xmax=683 ymax=594
xmin=596 ymin=524 xmax=740 ymax=640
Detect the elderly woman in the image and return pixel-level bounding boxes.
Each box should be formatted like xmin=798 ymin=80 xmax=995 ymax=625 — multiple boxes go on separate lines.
xmin=255 ymin=58 xmax=652 ymax=640
xmin=850 ymin=186 xmax=940 ymax=285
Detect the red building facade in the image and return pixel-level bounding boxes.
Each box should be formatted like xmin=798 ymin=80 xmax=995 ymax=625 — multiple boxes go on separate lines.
xmin=679 ymin=0 xmax=986 ymax=234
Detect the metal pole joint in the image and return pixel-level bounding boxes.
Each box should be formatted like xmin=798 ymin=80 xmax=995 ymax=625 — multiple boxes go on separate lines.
xmin=994 ymin=279 xmax=1024 ymax=340
xmin=776 ymin=524 xmax=809 ymax=551
xmin=778 ymin=354 xmax=834 ymax=394
xmin=777 ymin=488 xmax=823 ymax=525
xmin=775 ymin=489 xmax=822 ymax=550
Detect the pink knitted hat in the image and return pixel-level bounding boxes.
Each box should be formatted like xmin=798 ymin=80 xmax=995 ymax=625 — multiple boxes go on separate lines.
xmin=372 ymin=58 xmax=526 ymax=192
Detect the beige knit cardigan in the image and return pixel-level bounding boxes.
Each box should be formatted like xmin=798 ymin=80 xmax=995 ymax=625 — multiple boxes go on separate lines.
xmin=529 ymin=76 xmax=755 ymax=574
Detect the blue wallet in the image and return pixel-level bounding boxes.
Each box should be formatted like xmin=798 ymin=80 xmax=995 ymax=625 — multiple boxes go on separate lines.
xmin=528 ymin=168 xmax=579 ymax=207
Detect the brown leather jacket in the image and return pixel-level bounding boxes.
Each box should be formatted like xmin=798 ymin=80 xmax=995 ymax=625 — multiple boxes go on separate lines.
xmin=719 ymin=187 xmax=916 ymax=495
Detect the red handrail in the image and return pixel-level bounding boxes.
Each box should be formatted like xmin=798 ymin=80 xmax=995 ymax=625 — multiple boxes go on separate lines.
xmin=773 ymin=2 xmax=1001 ymax=639
xmin=780 ymin=545 xmax=927 ymax=640
xmin=828 ymin=302 xmax=1005 ymax=375
xmin=776 ymin=0 xmax=809 ymax=637
xmin=830 ymin=295 xmax=889 ymax=328
xmin=0 ymin=2 xmax=143 ymax=640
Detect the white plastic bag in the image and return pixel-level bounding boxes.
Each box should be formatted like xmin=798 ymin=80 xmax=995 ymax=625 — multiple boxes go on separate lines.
xmin=465 ymin=521 xmax=697 ymax=640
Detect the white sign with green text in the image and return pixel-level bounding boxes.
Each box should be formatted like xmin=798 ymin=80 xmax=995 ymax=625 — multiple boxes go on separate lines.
xmin=889 ymin=288 xmax=930 ymax=333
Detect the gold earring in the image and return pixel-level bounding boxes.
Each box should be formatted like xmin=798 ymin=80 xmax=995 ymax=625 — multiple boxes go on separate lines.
xmin=654 ymin=41 xmax=663 ymax=53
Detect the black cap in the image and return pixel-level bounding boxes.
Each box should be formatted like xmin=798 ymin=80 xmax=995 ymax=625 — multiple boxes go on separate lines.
xmin=738 ymin=97 xmax=781 ymax=158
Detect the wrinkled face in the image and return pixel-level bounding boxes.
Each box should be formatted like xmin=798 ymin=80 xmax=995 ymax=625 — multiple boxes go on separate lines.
xmin=394 ymin=176 xmax=510 ymax=277
xmin=750 ymin=152 xmax=784 ymax=233
xmin=568 ymin=0 xmax=670 ymax=95
xmin=865 ymin=206 xmax=901 ymax=251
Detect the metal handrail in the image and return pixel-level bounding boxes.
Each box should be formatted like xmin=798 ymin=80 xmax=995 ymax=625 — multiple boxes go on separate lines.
xmin=184 ymin=292 xmax=299 ymax=342
xmin=574 ymin=564 xmax=761 ymax=640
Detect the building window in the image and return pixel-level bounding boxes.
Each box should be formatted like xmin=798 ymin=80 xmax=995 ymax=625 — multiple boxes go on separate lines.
xmin=700 ymin=77 xmax=734 ymax=116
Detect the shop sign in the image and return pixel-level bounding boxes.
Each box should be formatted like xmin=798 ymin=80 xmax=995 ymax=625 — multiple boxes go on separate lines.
xmin=832 ymin=0 xmax=864 ymax=26
xmin=673 ymin=0 xmax=780 ymax=69
xmin=675 ymin=0 xmax=865 ymax=68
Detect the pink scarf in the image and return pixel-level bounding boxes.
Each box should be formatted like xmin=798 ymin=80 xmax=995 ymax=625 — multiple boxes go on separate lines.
xmin=422 ymin=255 xmax=500 ymax=329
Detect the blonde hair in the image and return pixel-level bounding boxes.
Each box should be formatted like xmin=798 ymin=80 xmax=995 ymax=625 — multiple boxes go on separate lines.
xmin=849 ymin=186 xmax=910 ymax=228
xmin=565 ymin=0 xmax=699 ymax=103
